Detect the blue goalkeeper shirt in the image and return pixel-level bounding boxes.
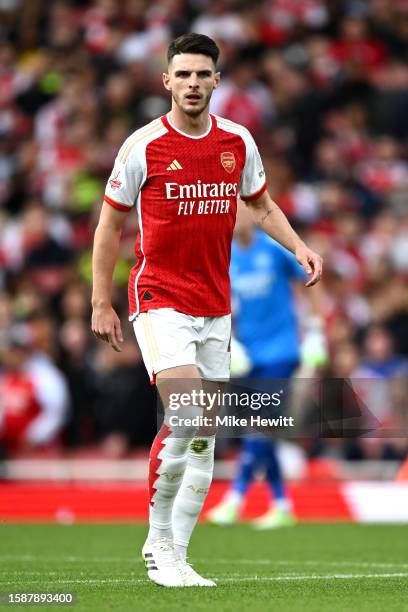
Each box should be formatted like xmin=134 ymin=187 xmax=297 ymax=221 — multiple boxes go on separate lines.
xmin=230 ymin=230 xmax=306 ymax=367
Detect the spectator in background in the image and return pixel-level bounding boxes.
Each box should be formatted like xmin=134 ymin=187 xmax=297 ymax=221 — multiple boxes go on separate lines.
xmin=210 ymin=51 xmax=273 ymax=134
xmin=92 ymin=330 xmax=157 ymax=457
xmin=0 ymin=324 xmax=69 ymax=456
xmin=359 ymin=326 xmax=408 ymax=460
xmin=190 ymin=1 xmax=247 ymax=46
xmin=361 ymin=325 xmax=408 ymax=378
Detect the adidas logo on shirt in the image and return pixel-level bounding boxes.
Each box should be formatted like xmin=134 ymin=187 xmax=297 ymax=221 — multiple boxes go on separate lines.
xmin=166 ymin=159 xmax=183 ymax=171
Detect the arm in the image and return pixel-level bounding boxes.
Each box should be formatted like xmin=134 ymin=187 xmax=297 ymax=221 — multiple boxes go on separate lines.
xmin=91 ymin=202 xmax=129 ymax=352
xmin=244 ymin=190 xmax=323 ymax=286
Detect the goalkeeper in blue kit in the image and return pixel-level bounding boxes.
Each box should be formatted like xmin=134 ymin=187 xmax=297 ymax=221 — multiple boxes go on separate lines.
xmin=207 ymin=202 xmax=327 ymax=528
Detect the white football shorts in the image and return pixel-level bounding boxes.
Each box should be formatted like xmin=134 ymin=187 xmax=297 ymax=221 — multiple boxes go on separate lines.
xmin=133 ymin=308 xmax=231 ymax=382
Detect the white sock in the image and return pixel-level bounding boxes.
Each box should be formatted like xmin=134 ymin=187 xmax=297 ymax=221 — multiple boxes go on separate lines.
xmin=147 ymin=419 xmax=198 ymax=540
xmin=147 ymin=526 xmax=173 ymax=543
xmin=174 ymin=543 xmax=187 ymax=562
xmin=172 ymin=436 xmax=216 ymax=549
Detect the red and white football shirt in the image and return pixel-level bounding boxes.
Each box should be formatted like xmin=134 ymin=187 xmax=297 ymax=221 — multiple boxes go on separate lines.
xmin=104 ymin=113 xmax=266 ymax=318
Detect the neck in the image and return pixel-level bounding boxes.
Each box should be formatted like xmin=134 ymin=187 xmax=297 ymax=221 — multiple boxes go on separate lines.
xmin=168 ymin=105 xmax=211 ymax=136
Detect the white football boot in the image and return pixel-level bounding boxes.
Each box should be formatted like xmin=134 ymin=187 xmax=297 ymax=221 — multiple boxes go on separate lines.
xmin=142 ymin=537 xmax=184 ymax=587
xmin=178 ymin=560 xmax=217 ymax=587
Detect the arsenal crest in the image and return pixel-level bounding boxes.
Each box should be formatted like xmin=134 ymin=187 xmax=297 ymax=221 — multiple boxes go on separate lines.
xmin=221 ymin=152 xmax=236 ymax=173
xmin=109 ymin=171 xmax=122 ymax=190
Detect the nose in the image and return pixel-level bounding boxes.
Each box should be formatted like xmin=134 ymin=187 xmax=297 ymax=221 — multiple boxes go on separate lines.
xmin=188 ymin=72 xmax=199 ymax=89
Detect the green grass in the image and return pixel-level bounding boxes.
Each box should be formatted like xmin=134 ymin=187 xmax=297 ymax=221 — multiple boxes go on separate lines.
xmin=1 ymin=523 xmax=408 ymax=611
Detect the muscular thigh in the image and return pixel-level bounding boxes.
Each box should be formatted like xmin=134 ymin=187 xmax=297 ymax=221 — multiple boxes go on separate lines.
xmin=133 ymin=309 xmax=198 ymax=384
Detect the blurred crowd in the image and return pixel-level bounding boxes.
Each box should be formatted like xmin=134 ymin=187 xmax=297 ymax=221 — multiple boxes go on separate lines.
xmin=0 ymin=0 xmax=407 ymax=461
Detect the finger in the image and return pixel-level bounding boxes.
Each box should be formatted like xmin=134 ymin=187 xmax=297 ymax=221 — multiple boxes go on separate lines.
xmin=93 ymin=329 xmax=111 ymax=344
xmin=114 ymin=319 xmax=124 ymax=344
xmin=305 ymin=276 xmax=318 ymax=287
xmin=110 ymin=340 xmax=121 ymax=352
xmin=305 ymin=259 xmax=322 ymax=286
xmin=108 ymin=330 xmax=121 ymax=352
xmin=300 ymin=257 xmax=313 ymax=275
xmin=91 ymin=319 xmax=103 ymax=338
xmin=305 ymin=268 xmax=320 ymax=286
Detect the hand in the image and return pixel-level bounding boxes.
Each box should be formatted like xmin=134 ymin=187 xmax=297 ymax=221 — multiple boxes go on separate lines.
xmin=91 ymin=304 xmax=123 ymax=352
xmin=295 ymin=243 xmax=323 ymax=287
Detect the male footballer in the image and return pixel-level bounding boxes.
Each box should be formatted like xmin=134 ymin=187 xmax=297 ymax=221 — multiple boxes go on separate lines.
xmin=92 ymin=32 xmax=322 ymax=587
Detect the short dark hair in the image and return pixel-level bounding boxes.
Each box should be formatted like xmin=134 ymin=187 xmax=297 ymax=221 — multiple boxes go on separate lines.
xmin=167 ymin=33 xmax=220 ymax=67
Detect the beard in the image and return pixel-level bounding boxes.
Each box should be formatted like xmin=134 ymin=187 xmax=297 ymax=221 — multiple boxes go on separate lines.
xmin=172 ymin=90 xmax=213 ymax=118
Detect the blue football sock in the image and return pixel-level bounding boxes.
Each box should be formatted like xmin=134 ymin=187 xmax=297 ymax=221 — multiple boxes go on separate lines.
xmin=232 ymin=437 xmax=266 ymax=496
xmin=264 ymin=438 xmax=287 ymax=503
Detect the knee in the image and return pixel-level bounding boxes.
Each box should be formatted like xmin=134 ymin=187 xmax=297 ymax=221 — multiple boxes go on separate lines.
xmin=164 ymin=404 xmax=203 ymax=440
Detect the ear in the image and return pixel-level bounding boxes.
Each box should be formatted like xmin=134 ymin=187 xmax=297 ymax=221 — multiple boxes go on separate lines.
xmin=163 ymin=72 xmax=171 ymax=91
xmin=213 ymin=71 xmax=221 ymax=90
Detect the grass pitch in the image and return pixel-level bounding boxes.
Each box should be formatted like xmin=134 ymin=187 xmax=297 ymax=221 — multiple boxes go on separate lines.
xmin=1 ymin=523 xmax=408 ymax=611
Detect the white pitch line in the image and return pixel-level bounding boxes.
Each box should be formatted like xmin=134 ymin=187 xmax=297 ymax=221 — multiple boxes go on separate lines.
xmin=2 ymin=555 xmax=408 ymax=570
xmin=1 ymin=572 xmax=139 ymax=577
xmin=0 ymin=578 xmax=146 ymax=585
xmin=219 ymin=573 xmax=408 ymax=582
xmin=2 ymin=572 xmax=63 ymax=576
xmin=0 ymin=573 xmax=408 ymax=585
xmin=197 ymin=559 xmax=408 ymax=569
xmin=0 ymin=555 xmax=135 ymax=563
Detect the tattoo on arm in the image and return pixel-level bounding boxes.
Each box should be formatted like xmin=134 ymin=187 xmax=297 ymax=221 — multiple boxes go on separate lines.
xmin=260 ymin=206 xmax=276 ymax=225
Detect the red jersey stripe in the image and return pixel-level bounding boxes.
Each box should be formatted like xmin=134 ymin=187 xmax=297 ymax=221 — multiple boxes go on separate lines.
xmin=103 ymin=195 xmax=131 ymax=212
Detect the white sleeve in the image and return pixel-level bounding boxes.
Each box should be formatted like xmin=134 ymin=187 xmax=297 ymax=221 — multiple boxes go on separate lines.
xmin=239 ymin=131 xmax=267 ymax=202
xmin=104 ymin=143 xmax=145 ymax=211
xmin=25 ymin=360 xmax=69 ymax=446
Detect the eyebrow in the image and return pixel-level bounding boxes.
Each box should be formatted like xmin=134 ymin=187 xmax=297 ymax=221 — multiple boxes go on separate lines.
xmin=174 ymin=70 xmax=213 ymax=77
